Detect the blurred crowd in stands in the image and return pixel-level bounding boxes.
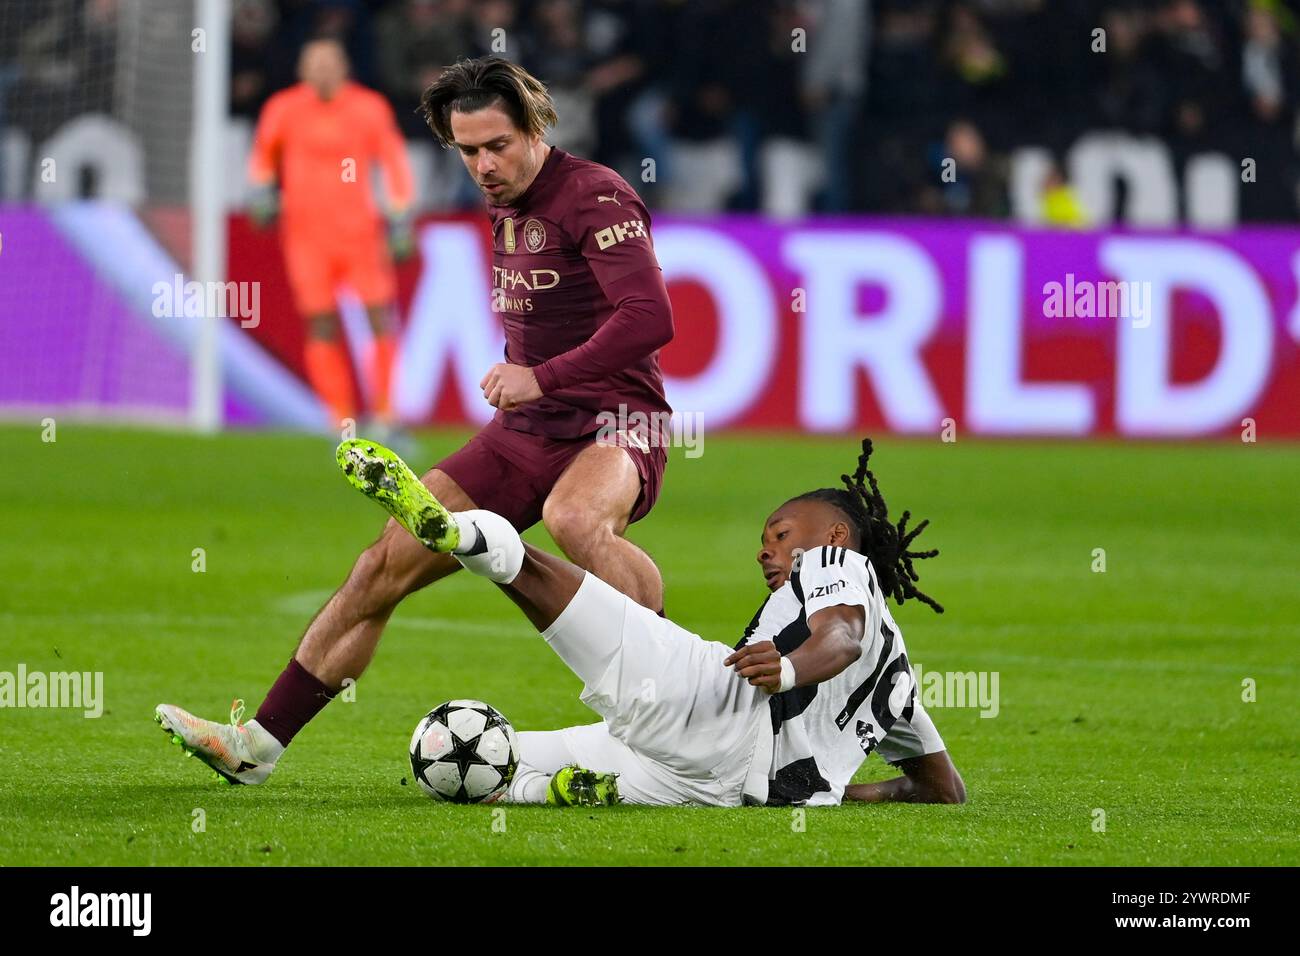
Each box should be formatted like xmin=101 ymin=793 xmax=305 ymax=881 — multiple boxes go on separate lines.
xmin=5 ymin=0 xmax=1300 ymax=221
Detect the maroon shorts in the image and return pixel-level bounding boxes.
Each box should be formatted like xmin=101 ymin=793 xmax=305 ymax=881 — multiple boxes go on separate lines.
xmin=436 ymin=418 xmax=668 ymax=531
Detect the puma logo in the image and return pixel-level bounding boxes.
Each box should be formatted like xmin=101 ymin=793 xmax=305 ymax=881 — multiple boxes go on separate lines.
xmin=597 ymin=192 xmax=621 ymax=205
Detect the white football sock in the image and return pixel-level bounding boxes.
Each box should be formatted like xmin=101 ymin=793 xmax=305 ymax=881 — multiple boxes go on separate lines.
xmin=450 ymin=510 xmax=524 ymax=584
xmin=506 ymin=766 xmax=551 ymax=804
xmin=243 ymin=719 xmax=285 ymax=763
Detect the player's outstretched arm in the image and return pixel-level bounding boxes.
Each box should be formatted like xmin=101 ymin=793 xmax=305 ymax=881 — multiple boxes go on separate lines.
xmin=842 ymin=751 xmax=967 ymax=805
xmin=724 ymin=605 xmax=866 ymax=693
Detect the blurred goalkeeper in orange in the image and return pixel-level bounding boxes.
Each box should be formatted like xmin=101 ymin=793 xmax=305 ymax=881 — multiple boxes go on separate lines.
xmin=248 ymin=38 xmax=415 ymax=431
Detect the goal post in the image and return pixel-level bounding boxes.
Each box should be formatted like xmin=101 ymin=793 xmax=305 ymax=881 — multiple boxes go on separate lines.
xmin=189 ymin=0 xmax=229 ymax=433
xmin=0 ymin=0 xmax=241 ymax=432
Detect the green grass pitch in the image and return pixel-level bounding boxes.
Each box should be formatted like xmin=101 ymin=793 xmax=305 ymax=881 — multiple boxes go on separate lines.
xmin=1 ymin=425 xmax=1297 ymax=866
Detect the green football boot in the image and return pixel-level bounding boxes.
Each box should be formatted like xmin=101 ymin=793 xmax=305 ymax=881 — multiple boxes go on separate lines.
xmin=546 ymin=765 xmax=622 ymax=807
xmin=336 ymin=439 xmax=460 ymax=552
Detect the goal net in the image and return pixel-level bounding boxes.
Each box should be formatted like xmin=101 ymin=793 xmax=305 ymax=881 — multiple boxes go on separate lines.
xmin=0 ymin=0 xmax=227 ymax=428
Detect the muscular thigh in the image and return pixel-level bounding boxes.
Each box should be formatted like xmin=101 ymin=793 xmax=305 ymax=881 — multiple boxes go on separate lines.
xmin=545 ymin=442 xmax=641 ymax=535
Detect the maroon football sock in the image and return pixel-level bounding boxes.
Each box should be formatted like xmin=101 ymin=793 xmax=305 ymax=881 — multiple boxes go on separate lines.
xmin=254 ymin=658 xmax=335 ymax=747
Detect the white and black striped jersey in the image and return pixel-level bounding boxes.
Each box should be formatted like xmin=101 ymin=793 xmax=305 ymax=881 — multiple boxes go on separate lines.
xmin=736 ymin=545 xmax=926 ymax=806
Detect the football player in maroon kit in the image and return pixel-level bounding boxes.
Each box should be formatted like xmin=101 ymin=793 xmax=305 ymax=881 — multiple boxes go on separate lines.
xmin=154 ymin=57 xmax=676 ymax=785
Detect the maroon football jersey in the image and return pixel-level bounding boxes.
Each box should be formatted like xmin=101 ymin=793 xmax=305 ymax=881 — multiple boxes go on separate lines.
xmin=485 ymin=146 xmax=674 ymax=440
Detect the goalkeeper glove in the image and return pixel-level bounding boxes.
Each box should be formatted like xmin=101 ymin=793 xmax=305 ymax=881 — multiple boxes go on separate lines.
xmin=387 ymin=211 xmax=416 ymax=262
xmin=248 ymin=183 xmax=279 ymax=229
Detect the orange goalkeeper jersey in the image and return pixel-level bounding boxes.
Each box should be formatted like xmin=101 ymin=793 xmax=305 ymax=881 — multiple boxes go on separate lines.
xmin=249 ymin=81 xmax=413 ymax=237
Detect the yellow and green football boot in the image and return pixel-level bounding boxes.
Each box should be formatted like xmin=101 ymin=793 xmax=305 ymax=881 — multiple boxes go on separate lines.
xmin=547 ymin=765 xmax=622 ymax=807
xmin=336 ymin=439 xmax=460 ymax=552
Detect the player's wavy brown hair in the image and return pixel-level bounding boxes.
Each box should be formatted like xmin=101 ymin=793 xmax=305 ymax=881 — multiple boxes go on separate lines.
xmin=418 ymin=56 xmax=558 ymax=147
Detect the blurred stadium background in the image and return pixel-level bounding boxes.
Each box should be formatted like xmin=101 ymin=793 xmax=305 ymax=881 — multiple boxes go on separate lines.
xmin=2 ymin=0 xmax=1299 ymax=437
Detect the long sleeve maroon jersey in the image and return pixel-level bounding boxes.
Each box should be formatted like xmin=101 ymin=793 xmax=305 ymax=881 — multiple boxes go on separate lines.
xmin=485 ymin=146 xmax=674 ymax=440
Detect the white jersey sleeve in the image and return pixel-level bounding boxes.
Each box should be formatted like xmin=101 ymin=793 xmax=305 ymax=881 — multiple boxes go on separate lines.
xmin=793 ymin=546 xmax=873 ymax=621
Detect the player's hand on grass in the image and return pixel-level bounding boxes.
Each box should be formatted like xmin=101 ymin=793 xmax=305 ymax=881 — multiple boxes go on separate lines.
xmin=724 ymin=640 xmax=784 ymax=693
xmin=248 ymin=183 xmax=279 ymax=229
xmin=480 ymin=363 xmax=542 ymax=411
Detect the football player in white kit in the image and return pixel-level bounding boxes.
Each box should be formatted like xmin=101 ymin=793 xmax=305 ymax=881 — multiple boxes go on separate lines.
xmin=336 ymin=437 xmax=966 ymax=808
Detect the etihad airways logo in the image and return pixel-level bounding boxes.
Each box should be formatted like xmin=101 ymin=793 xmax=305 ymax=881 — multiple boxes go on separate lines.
xmin=492 ymin=265 xmax=559 ymax=292
xmin=595 ymin=220 xmax=648 ymax=250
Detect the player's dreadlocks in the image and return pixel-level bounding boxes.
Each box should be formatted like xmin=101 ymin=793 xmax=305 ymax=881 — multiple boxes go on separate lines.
xmin=791 ymin=438 xmax=943 ymax=614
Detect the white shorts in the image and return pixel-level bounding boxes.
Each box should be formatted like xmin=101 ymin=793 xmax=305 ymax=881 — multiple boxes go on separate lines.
xmin=876 ymin=698 xmax=946 ymax=766
xmin=516 ymin=572 xmax=771 ymax=806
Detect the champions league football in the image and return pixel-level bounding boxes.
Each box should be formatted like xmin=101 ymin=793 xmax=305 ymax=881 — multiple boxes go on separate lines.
xmin=408 ymin=700 xmax=519 ymax=804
